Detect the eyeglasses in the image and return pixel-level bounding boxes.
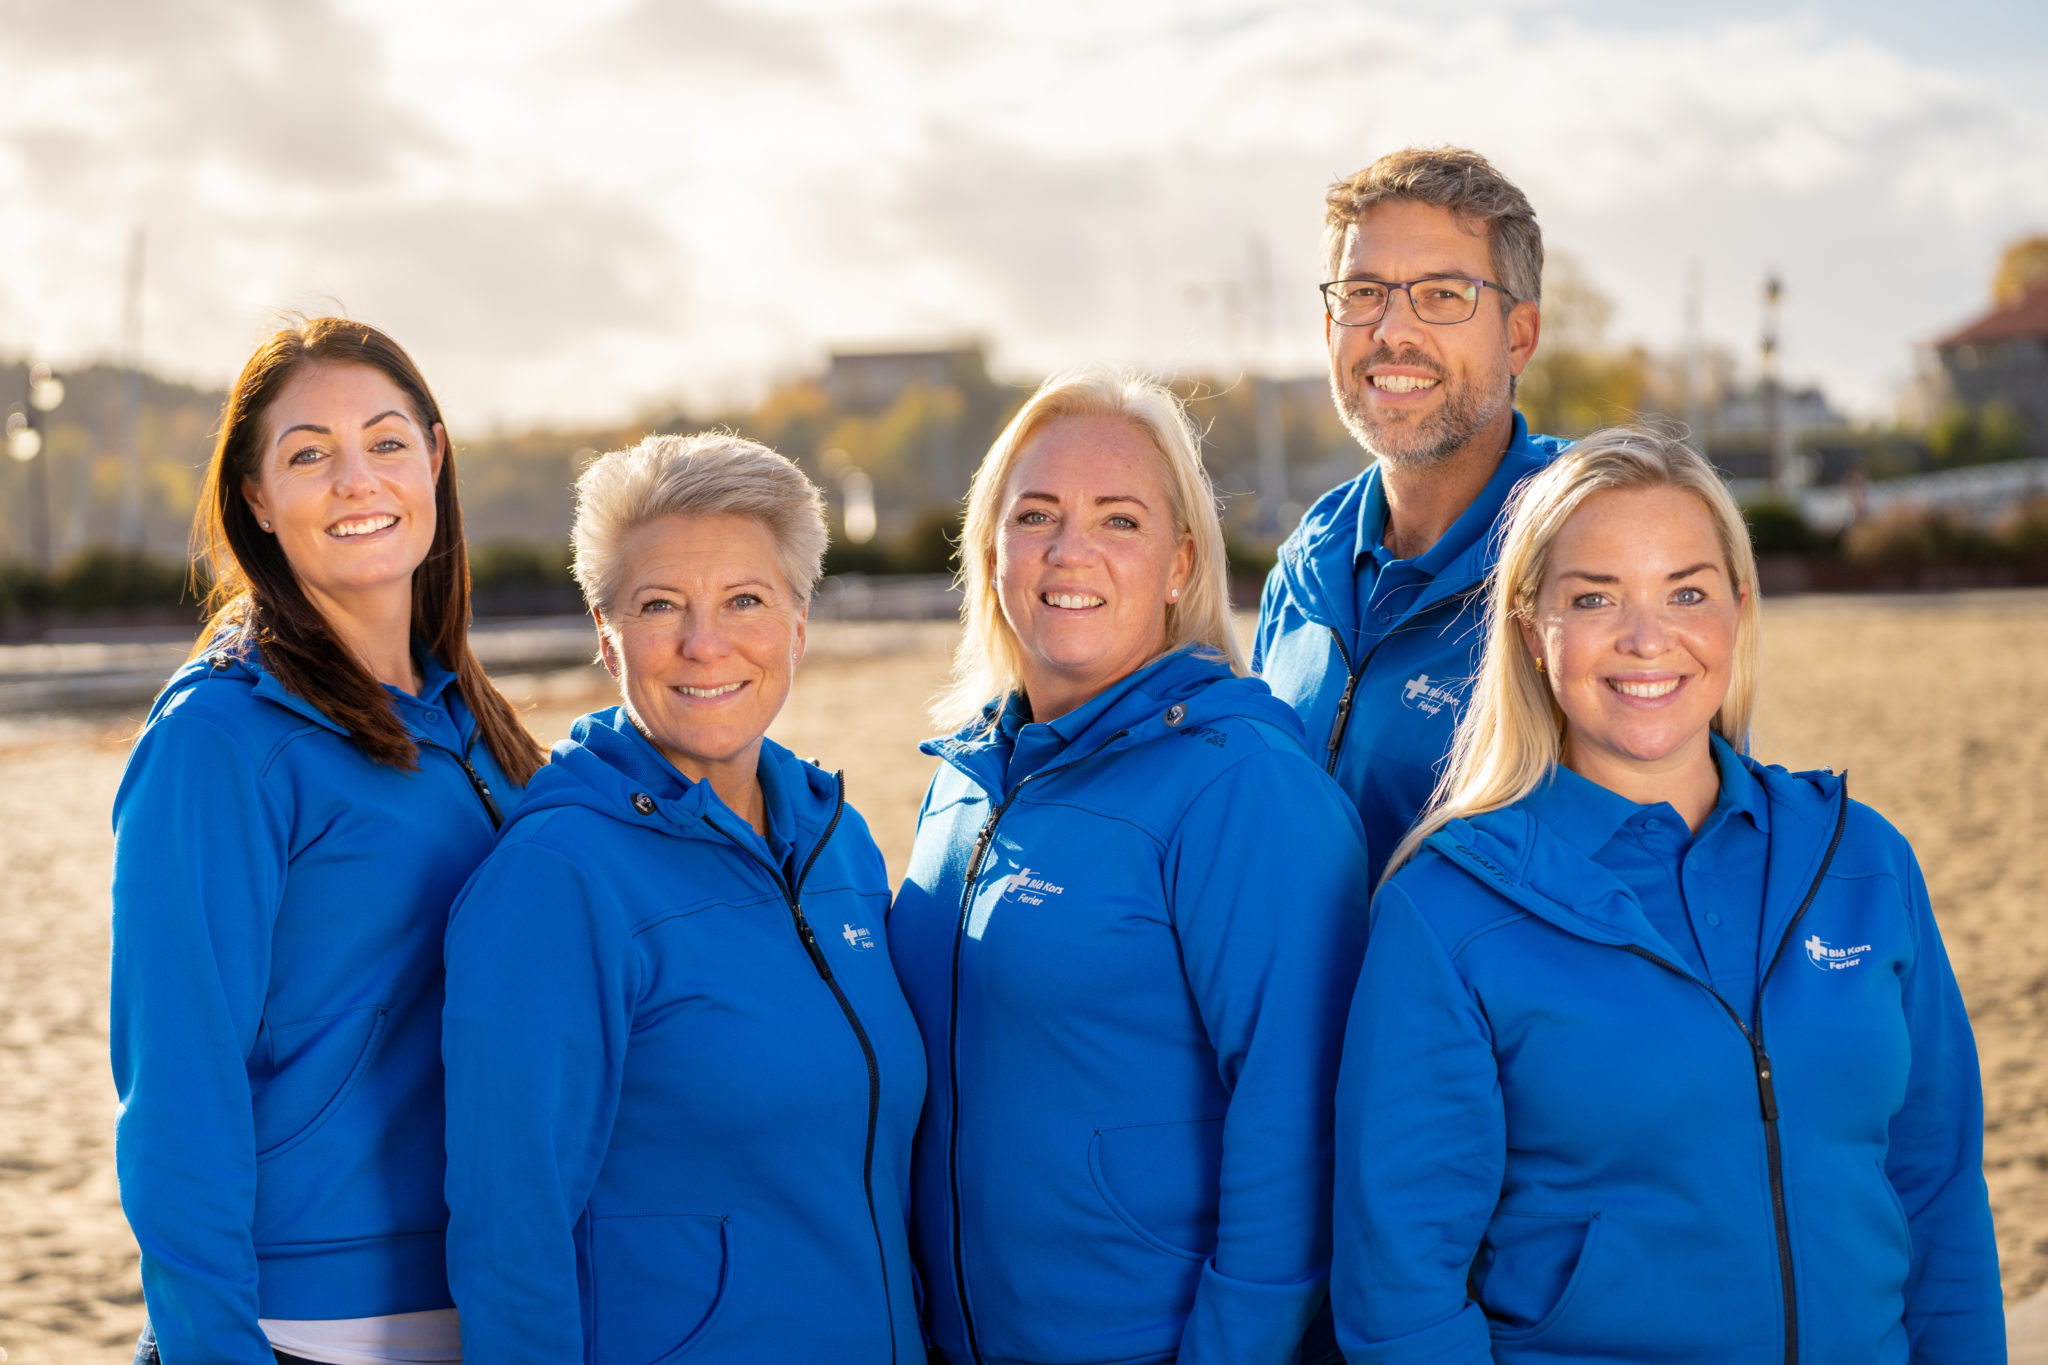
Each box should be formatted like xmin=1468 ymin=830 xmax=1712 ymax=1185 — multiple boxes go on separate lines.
xmin=1319 ymin=276 xmax=1514 ymax=327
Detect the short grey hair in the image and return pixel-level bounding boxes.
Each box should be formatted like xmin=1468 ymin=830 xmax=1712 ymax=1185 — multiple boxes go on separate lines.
xmin=1323 ymin=145 xmax=1544 ymax=307
xmin=570 ymin=431 xmax=828 ymax=616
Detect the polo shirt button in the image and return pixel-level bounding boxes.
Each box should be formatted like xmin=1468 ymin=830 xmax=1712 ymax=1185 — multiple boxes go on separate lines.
xmin=1377 ymin=610 xmax=1393 ymax=623
xmin=424 ymin=709 xmax=442 ymax=724
xmin=1685 ymin=856 xmax=1698 ymax=872
xmin=1706 ymin=912 xmax=1722 ymax=928
xmin=1643 ymin=817 xmax=1661 ymax=831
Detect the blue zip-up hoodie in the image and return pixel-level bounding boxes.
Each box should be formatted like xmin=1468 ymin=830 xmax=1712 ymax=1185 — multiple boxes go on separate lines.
xmin=1332 ymin=757 xmax=2003 ymax=1363
xmin=110 ymin=640 xmax=519 ymax=1365
xmin=890 ymin=648 xmax=1371 ymax=1365
xmin=1253 ymin=414 xmax=1568 ymax=885
xmin=442 ymin=706 xmax=926 ymax=1364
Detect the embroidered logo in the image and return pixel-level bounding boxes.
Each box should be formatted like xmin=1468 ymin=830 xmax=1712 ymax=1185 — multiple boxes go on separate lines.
xmin=842 ymin=924 xmax=876 ymax=950
xmin=1400 ymin=672 xmax=1462 ymax=718
xmin=1804 ymin=935 xmax=1871 ymax=972
xmin=1002 ymin=867 xmax=1066 ymax=907
xmin=1177 ymin=723 xmax=1228 ymax=749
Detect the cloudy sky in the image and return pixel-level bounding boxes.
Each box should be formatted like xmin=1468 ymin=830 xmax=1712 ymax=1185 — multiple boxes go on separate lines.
xmin=0 ymin=0 xmax=2043 ymax=430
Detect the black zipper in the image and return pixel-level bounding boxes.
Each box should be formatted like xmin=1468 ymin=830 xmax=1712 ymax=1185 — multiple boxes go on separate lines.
xmin=1612 ymin=784 xmax=1849 ymax=1365
xmin=704 ymin=780 xmax=899 ymax=1365
xmin=419 ymin=733 xmax=505 ymax=830
xmin=942 ymin=727 xmax=1131 ymax=1365
xmin=1323 ymin=624 xmax=1387 ymax=774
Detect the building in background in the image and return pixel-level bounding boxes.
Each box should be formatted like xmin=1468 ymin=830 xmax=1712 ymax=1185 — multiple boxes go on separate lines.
xmin=1935 ymin=280 xmax=2048 ymax=459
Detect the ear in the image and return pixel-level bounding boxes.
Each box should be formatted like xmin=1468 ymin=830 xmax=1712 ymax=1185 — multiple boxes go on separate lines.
xmin=428 ymin=421 xmax=447 ymax=481
xmin=241 ymin=473 xmax=271 ymax=531
xmin=1168 ymin=533 xmax=1195 ymax=602
xmin=1506 ymin=298 xmax=1541 ymax=378
xmin=592 ymin=608 xmax=621 ymax=678
xmin=791 ymin=605 xmax=808 ymax=669
xmin=1516 ymin=612 xmax=1546 ymax=677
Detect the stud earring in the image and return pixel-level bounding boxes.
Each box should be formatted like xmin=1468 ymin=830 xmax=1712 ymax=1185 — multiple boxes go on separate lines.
xmin=1535 ymin=656 xmax=1546 ymax=673
xmin=260 ymin=521 xmax=271 ymax=531
xmin=1168 ymin=588 xmax=1180 ymax=601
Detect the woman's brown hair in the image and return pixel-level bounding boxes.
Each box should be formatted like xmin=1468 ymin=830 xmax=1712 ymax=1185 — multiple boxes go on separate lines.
xmin=190 ymin=317 xmax=545 ymax=782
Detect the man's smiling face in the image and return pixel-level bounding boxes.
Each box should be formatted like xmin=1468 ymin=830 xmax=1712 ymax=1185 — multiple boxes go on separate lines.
xmin=1326 ymin=198 xmax=1539 ymax=469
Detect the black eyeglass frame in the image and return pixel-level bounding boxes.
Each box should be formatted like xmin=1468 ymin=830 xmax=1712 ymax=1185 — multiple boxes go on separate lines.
xmin=1318 ymin=276 xmax=1517 ymax=327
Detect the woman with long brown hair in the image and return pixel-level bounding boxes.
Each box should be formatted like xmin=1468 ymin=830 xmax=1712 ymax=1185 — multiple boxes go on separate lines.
xmin=111 ymin=318 xmax=544 ymax=1365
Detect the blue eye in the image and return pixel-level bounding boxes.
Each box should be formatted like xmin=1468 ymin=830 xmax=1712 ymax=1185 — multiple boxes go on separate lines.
xmin=1107 ymin=514 xmax=1138 ymax=530
xmin=730 ymin=593 xmax=762 ymax=609
xmin=1571 ymin=592 xmax=1608 ymax=609
xmin=1673 ymin=586 xmax=1707 ymax=605
xmin=1017 ymin=509 xmax=1051 ymax=525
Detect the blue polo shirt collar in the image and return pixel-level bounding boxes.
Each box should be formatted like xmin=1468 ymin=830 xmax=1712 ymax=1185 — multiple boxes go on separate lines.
xmin=1523 ymin=732 xmax=1767 ymax=855
xmin=1352 ymin=415 xmax=1535 ymax=578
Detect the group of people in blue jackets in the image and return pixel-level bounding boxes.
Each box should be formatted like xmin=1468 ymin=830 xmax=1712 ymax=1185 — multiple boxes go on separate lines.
xmin=110 ymin=145 xmax=2003 ymax=1365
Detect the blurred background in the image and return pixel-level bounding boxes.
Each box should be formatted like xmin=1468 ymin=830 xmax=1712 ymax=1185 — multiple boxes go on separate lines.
xmin=0 ymin=0 xmax=2045 ymax=634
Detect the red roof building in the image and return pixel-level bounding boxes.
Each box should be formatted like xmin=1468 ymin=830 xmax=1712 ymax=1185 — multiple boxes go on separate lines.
xmin=1935 ymin=279 xmax=2048 ymax=457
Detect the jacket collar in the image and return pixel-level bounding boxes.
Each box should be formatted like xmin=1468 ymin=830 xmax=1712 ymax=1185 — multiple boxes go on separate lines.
xmin=163 ymin=633 xmax=465 ymax=741
xmin=922 ymin=646 xmax=1307 ymax=797
xmin=1275 ymin=411 xmax=1559 ymax=650
xmin=1518 ymin=734 xmax=1770 ymax=861
xmin=1426 ymin=751 xmax=1842 ymax=973
xmin=519 ymin=704 xmax=839 ymax=860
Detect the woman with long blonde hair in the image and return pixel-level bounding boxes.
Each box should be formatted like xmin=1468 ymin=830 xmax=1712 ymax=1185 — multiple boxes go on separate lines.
xmin=1331 ymin=425 xmax=2001 ymax=1362
xmin=889 ymin=369 xmax=1370 ymax=1365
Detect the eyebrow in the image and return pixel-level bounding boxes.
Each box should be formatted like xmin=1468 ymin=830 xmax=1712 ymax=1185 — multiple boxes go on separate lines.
xmin=1558 ymin=562 xmax=1722 ymax=584
xmin=273 ymin=410 xmax=413 ymax=448
xmin=1015 ymin=491 xmax=1151 ymax=510
xmin=1337 ymin=266 xmax=1476 ymax=282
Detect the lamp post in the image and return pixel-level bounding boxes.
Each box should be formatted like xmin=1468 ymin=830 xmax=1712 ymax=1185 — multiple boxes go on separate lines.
xmin=7 ymin=363 xmax=65 ymax=570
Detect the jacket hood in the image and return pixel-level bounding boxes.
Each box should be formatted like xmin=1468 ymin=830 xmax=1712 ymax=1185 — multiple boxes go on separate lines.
xmin=1273 ymin=411 xmax=1557 ymax=635
xmin=1423 ymin=755 xmax=1847 ymax=968
xmin=923 ymin=646 xmax=1309 ymax=792
xmin=514 ymin=705 xmax=840 ymax=850
xmin=150 ymin=632 xmax=462 ymax=739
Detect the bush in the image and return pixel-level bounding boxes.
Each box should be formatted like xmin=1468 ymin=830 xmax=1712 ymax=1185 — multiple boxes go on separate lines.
xmin=894 ymin=507 xmax=962 ymax=576
xmin=54 ymin=550 xmax=192 ymax=613
xmin=1997 ymin=497 xmax=2048 ymax=559
xmin=468 ymin=540 xmax=573 ymax=592
xmin=1742 ymin=499 xmax=1835 ymax=557
xmin=1928 ymin=401 xmax=2029 ymax=468
xmin=0 ymin=561 xmax=55 ymax=619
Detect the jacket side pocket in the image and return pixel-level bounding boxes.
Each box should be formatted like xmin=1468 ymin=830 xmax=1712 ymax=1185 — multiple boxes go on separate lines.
xmin=255 ymin=1004 xmax=390 ymax=1163
xmin=1087 ymin=1118 xmax=1224 ymax=1262
xmin=1475 ymin=1209 xmax=1600 ymax=1342
xmin=590 ymin=1212 xmax=733 ymax=1365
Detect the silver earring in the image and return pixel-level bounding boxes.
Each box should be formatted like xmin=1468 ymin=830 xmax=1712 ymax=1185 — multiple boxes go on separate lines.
xmin=1168 ymin=588 xmax=1180 ymax=601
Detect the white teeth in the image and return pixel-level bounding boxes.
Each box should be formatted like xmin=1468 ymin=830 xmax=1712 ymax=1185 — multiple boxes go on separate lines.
xmin=1044 ymin=592 xmax=1105 ymax=609
xmin=1611 ymin=678 xmax=1681 ymax=699
xmin=677 ymin=682 xmax=743 ymax=698
xmin=1371 ymin=374 xmax=1438 ymax=393
xmin=329 ymin=514 xmax=398 ymax=538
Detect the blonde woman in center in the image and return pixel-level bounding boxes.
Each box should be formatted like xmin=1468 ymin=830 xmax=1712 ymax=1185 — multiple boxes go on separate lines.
xmin=1331 ymin=425 xmax=2001 ymax=1363
xmin=888 ymin=368 xmax=1371 ymax=1365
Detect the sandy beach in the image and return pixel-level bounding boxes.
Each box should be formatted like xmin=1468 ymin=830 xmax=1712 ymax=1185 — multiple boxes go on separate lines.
xmin=2 ymin=596 xmax=2045 ymax=1361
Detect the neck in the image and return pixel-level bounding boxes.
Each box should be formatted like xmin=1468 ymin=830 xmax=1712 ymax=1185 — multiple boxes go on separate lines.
xmin=1562 ymin=729 xmax=1723 ymax=832
xmin=1378 ymin=405 xmax=1516 ymax=561
xmin=305 ymin=580 xmax=420 ymax=693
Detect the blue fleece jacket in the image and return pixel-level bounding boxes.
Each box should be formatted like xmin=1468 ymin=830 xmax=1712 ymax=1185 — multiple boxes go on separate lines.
xmin=1332 ymin=757 xmax=2003 ymax=1364
xmin=1253 ymin=414 xmax=1568 ymax=885
xmin=890 ymin=648 xmax=1371 ymax=1365
xmin=110 ymin=641 xmax=519 ymax=1365
xmin=442 ymin=707 xmax=926 ymax=1364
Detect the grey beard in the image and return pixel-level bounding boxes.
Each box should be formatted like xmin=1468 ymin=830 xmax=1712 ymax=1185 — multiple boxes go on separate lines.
xmin=1333 ymin=364 xmax=1513 ymax=469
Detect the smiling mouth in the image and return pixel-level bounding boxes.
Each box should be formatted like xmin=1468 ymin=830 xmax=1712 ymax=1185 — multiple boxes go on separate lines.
xmin=675 ymin=682 xmax=745 ymax=699
xmin=1370 ymin=374 xmax=1439 ymax=394
xmin=328 ymin=514 xmax=399 ymax=538
xmin=1609 ymin=677 xmax=1683 ymax=699
xmin=1043 ymin=592 xmax=1104 ymax=610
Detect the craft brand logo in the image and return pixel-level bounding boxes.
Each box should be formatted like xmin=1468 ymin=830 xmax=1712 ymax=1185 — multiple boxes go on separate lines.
xmin=1400 ymin=673 xmax=1462 ymax=718
xmin=1804 ymin=935 xmax=1872 ymax=971
xmin=842 ymin=924 xmax=875 ymax=949
xmin=1003 ymin=867 xmax=1066 ymax=906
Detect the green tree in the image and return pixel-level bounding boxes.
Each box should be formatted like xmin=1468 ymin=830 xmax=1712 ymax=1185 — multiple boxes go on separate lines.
xmin=1515 ymin=254 xmax=1651 ymax=439
xmin=1993 ymin=234 xmax=2048 ymax=306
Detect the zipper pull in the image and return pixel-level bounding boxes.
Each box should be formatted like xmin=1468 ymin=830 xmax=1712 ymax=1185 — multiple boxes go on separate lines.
xmin=794 ymin=911 xmax=835 ymax=982
xmin=1327 ymin=680 xmax=1357 ymax=753
xmin=1753 ymin=1048 xmax=1779 ymax=1122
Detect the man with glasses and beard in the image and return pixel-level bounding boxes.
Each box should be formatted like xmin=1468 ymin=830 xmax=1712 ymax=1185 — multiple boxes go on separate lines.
xmin=1254 ymin=145 xmax=1565 ymax=886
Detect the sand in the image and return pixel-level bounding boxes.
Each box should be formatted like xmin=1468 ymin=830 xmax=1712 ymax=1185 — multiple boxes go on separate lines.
xmin=1 ymin=597 xmax=2044 ymax=1361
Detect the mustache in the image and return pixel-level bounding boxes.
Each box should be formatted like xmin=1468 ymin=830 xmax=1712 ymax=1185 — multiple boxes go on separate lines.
xmin=1351 ymin=348 xmax=1446 ymax=382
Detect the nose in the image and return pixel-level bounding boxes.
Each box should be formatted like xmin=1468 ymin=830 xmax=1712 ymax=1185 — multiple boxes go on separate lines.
xmin=677 ymin=608 xmax=730 ymax=662
xmin=1616 ymin=599 xmax=1675 ymax=657
xmin=1366 ymin=284 xmax=1429 ymax=349
xmin=331 ymin=442 xmax=377 ymax=498
xmin=1045 ymin=518 xmax=1098 ymax=567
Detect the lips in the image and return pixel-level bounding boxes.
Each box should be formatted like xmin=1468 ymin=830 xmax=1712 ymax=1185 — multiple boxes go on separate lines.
xmin=1370 ymin=373 xmax=1439 ymax=394
xmin=328 ymin=513 xmax=399 ymax=538
xmin=1042 ymin=591 xmax=1104 ymax=610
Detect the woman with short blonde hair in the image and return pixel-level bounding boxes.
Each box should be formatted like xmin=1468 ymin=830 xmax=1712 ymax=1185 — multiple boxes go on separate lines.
xmin=1333 ymin=425 xmax=2001 ymax=1362
xmin=892 ymin=368 xmax=1369 ymax=1365
xmin=443 ymin=431 xmax=926 ymax=1363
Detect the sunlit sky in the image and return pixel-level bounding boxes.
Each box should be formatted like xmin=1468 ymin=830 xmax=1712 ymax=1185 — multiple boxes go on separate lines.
xmin=1 ymin=0 xmax=2043 ymax=430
